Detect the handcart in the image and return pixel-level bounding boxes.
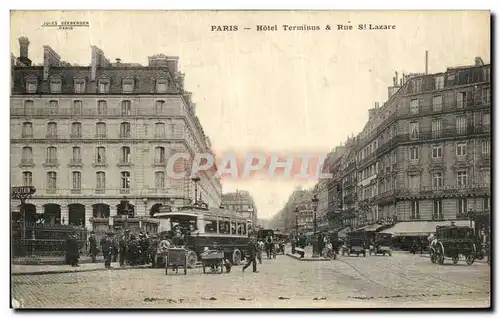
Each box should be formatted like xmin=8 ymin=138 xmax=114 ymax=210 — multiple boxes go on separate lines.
xmin=161 ymin=247 xmax=188 ymax=275
xmin=200 ymin=250 xmax=225 ymax=274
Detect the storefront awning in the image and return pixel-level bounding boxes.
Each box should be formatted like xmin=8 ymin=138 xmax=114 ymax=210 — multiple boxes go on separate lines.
xmin=338 ymin=227 xmax=352 ymax=238
xmin=364 ymin=224 xmax=386 ymax=232
xmin=380 ymin=220 xmax=471 ymax=237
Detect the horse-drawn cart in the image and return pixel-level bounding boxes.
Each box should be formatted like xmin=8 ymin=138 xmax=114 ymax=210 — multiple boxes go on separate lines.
xmin=200 ymin=250 xmax=225 ymax=274
xmin=161 ymin=247 xmax=188 ymax=275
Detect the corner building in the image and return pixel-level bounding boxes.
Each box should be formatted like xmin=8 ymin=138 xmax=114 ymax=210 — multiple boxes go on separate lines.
xmin=373 ymin=59 xmax=491 ymax=222
xmin=10 ymin=38 xmax=222 ymax=230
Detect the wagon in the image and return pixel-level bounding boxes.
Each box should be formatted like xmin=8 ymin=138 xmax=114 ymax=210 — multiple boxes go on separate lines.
xmin=200 ymin=250 xmax=225 ymax=274
xmin=430 ymin=225 xmax=476 ymax=266
xmin=161 ymin=247 xmax=188 ymax=275
xmin=369 ymin=233 xmax=393 ymax=256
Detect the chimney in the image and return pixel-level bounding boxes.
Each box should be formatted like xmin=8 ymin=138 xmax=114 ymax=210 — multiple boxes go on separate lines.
xmin=43 ymin=45 xmax=61 ymax=81
xmin=368 ymin=109 xmax=375 ymax=119
xmin=17 ymin=37 xmax=32 ymax=66
xmin=375 ymin=102 xmax=379 ymax=109
xmin=176 ymin=72 xmax=185 ymax=90
xmin=425 ymin=50 xmax=428 ymax=75
xmin=395 ymin=71 xmax=399 ymax=86
xmin=91 ymin=46 xmax=109 ymax=81
xmin=475 ymin=57 xmax=484 ymax=66
xmin=166 ymin=56 xmax=179 ymax=73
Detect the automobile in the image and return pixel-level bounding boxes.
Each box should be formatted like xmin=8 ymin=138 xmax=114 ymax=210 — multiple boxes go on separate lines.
xmin=369 ymin=232 xmax=393 ymax=256
xmin=342 ymin=232 xmax=367 ymax=257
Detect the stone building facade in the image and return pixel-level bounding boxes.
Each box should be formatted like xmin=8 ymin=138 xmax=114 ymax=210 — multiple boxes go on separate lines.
xmin=10 ymin=38 xmax=222 ymax=230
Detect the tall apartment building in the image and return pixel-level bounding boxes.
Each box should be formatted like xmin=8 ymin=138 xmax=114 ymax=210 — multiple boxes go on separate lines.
xmin=221 ymin=190 xmax=258 ymax=224
xmin=10 ymin=37 xmax=222 ymax=230
xmin=372 ymin=58 xmax=491 ymax=222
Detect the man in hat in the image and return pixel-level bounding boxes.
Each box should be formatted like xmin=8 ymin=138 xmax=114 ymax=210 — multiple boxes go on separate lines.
xmin=100 ymin=231 xmax=114 ymax=269
xmin=65 ymin=232 xmax=80 ymax=267
xmin=118 ymin=232 xmax=128 ymax=267
xmin=88 ymin=231 xmax=98 ymax=263
xmin=242 ymin=235 xmax=258 ymax=273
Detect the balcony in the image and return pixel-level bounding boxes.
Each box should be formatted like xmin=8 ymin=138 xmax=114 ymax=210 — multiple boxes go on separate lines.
xmin=95 ymin=188 xmax=106 ymax=194
xmin=19 ymin=159 xmax=35 ymax=168
xmin=95 ymin=133 xmax=107 ymax=139
xmin=92 ymin=161 xmax=108 ymax=168
xmin=11 ymin=107 xmax=180 ymax=117
xmin=119 ymin=188 xmax=131 ymax=194
xmin=70 ymin=188 xmax=81 ymax=194
xmin=68 ymin=159 xmax=83 ymax=168
xmin=43 ymin=159 xmax=59 ymax=168
xmin=119 ymin=133 xmax=131 ymax=139
xmin=21 ymin=133 xmax=33 ymax=138
xmin=45 ymin=134 xmax=58 ymax=139
xmin=152 ymin=159 xmax=166 ymax=167
xmin=70 ymin=133 xmax=82 ymax=139
xmin=45 ymin=188 xmax=57 ymax=194
xmin=117 ymin=161 xmax=133 ymax=168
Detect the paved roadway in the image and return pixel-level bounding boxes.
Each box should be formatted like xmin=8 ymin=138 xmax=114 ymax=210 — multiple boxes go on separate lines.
xmin=12 ymin=251 xmax=490 ymax=308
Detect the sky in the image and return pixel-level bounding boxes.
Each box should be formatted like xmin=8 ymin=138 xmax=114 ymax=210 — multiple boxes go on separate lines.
xmin=10 ymin=11 xmax=490 ymax=219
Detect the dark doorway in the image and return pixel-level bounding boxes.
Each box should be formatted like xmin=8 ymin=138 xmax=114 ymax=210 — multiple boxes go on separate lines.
xmin=149 ymin=203 xmax=162 ymax=217
xmin=43 ymin=204 xmax=61 ymax=225
xmin=92 ymin=204 xmax=110 ymax=218
xmin=68 ymin=204 xmax=85 ymax=226
xmin=117 ymin=200 xmax=135 ymax=217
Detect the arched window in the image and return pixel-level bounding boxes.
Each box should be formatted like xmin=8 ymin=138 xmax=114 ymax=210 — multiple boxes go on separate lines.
xmin=47 ymin=122 xmax=57 ymax=137
xmin=46 ymin=146 xmax=57 ymax=163
xmin=120 ymin=146 xmax=131 ymax=163
xmin=22 ymin=122 xmax=33 ymax=138
xmin=121 ymin=100 xmax=132 ymax=116
xmin=72 ymin=100 xmax=82 ymax=115
xmin=96 ymin=171 xmax=106 ymax=189
xmin=72 ymin=171 xmax=81 ymax=189
xmin=71 ymin=122 xmax=82 ymax=138
xmin=22 ymin=171 xmax=32 ymax=186
xmin=120 ymin=122 xmax=131 ymax=138
xmin=120 ymin=171 xmax=131 ymax=189
xmin=155 ymin=122 xmax=165 ymax=137
xmin=97 ymin=100 xmax=107 ymax=115
xmin=155 ymin=146 xmax=165 ymax=164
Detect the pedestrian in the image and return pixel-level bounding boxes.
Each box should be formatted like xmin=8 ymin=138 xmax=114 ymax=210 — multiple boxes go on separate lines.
xmin=139 ymin=232 xmax=150 ymax=265
xmin=118 ymin=233 xmax=128 ymax=267
xmin=100 ymin=232 xmax=114 ymax=269
xmin=65 ymin=232 xmax=80 ymax=267
xmin=242 ymin=235 xmax=258 ymax=273
xmin=256 ymin=239 xmax=264 ymax=264
xmin=128 ymin=234 xmax=140 ymax=266
xmin=112 ymin=235 xmax=119 ymax=263
xmin=149 ymin=234 xmax=159 ymax=268
xmin=88 ymin=231 xmax=98 ymax=263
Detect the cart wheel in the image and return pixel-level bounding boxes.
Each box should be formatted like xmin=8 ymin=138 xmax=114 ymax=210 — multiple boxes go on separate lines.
xmin=452 ymin=256 xmax=459 ymax=265
xmin=232 ymin=249 xmax=242 ymax=265
xmin=437 ymin=253 xmax=445 ymax=265
xmin=186 ymin=251 xmax=197 ymax=269
xmin=466 ymin=254 xmax=474 ymax=265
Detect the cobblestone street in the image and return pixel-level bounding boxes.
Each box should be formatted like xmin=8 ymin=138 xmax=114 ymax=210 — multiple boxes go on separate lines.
xmin=12 ymin=251 xmax=490 ymax=308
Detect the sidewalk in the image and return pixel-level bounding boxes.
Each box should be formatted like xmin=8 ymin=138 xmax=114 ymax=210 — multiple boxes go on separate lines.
xmin=11 ymin=262 xmax=151 ymax=276
xmin=13 ymin=255 xmax=104 ymax=265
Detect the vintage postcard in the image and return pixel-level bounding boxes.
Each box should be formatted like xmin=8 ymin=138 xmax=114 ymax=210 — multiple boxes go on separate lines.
xmin=10 ymin=10 xmax=491 ymax=309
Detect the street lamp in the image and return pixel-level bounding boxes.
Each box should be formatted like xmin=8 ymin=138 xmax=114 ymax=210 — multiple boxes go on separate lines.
xmin=191 ymin=176 xmax=201 ymax=205
xmin=311 ymin=194 xmax=320 ymax=258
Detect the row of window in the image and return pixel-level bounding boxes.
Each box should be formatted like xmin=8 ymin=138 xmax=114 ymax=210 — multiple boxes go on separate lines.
xmin=410 ymin=68 xmax=491 ymax=95
xmin=408 ymin=112 xmax=490 ymax=139
xmin=21 ymin=100 xmax=172 ymax=116
xmin=358 ymin=163 xmax=377 ymax=181
xmin=21 ymin=121 xmax=176 ymax=139
xmin=25 ymin=77 xmax=170 ymax=94
xmin=21 ymin=146 xmax=169 ymax=165
xmin=407 ymin=170 xmax=487 ymax=189
xmin=409 ymin=88 xmax=491 ymax=115
xmin=21 ymin=170 xmax=169 ymax=190
xmin=409 ymin=197 xmax=490 ymax=220
xmin=408 ymin=140 xmax=490 ymax=161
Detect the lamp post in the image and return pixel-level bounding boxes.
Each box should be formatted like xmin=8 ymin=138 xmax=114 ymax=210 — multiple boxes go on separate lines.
xmin=191 ymin=176 xmax=201 ymax=205
xmin=311 ymin=194 xmax=320 ymax=258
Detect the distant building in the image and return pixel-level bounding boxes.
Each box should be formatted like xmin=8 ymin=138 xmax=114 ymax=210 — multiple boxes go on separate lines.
xmin=221 ymin=190 xmax=257 ymax=224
